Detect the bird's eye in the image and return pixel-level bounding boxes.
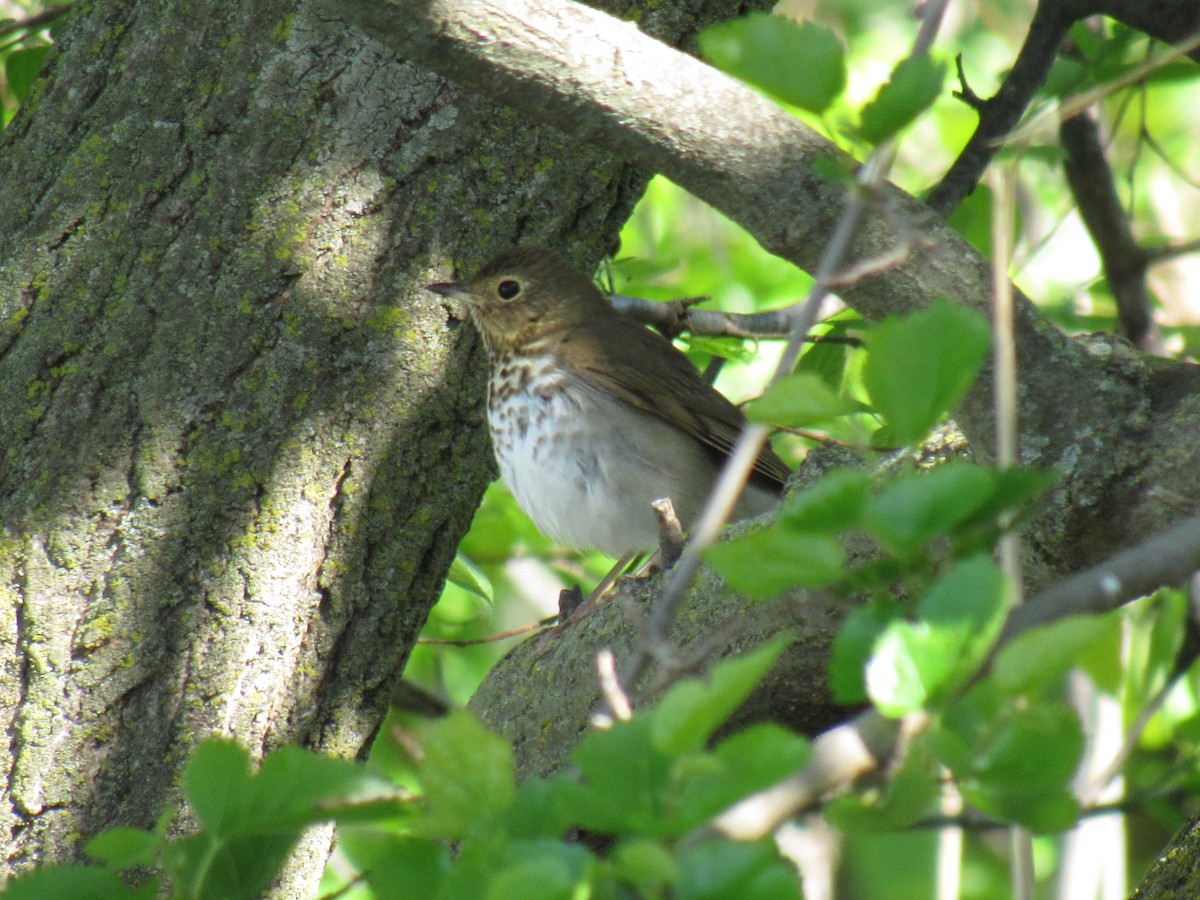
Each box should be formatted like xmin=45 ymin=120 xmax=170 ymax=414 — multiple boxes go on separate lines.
xmin=496 ymin=279 xmax=522 ymax=301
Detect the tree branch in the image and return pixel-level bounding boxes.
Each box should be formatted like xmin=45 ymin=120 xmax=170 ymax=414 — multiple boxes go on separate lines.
xmin=1002 ymin=511 xmax=1200 ymax=641
xmin=607 ymin=294 xmax=797 ymax=339
xmin=1095 ymin=0 xmax=1200 ymax=63
xmin=610 ymin=293 xmax=865 ymax=342
xmin=1060 ymin=109 xmax=1156 ymax=348
xmin=927 ymin=0 xmax=1085 ymax=216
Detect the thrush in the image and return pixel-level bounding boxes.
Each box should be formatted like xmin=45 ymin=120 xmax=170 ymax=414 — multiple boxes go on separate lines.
xmin=428 ymin=246 xmax=790 ymax=558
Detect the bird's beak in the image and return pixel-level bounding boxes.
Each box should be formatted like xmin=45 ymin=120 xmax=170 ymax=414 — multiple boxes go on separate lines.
xmin=427 ymin=281 xmax=477 ymax=304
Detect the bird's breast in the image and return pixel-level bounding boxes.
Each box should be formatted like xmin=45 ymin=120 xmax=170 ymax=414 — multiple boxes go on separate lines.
xmin=484 ymin=353 xmax=731 ymax=556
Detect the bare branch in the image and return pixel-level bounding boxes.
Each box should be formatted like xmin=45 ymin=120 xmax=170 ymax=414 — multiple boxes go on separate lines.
xmin=1060 ymin=109 xmax=1156 ymax=348
xmin=1002 ymin=512 xmax=1200 ymax=642
xmin=1093 ymin=0 xmax=1200 ymax=63
xmin=608 ymin=294 xmax=864 ymax=343
xmin=927 ymin=0 xmax=1082 ymax=216
xmin=1145 ymin=237 xmax=1200 ymax=265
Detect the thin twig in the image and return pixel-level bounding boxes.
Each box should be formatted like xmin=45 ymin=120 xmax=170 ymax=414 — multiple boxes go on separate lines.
xmin=1080 ymin=673 xmax=1175 ymax=805
xmin=1002 ymin=30 xmax=1200 ymax=147
xmin=991 ymin=147 xmax=1034 ymax=900
xmin=927 ymin=0 xmax=1077 ymax=216
xmin=1145 ymin=237 xmax=1200 ymax=265
xmin=417 ymin=615 xmax=556 ymax=645
xmin=1060 ymin=108 xmax=1156 ymax=346
xmin=608 ymin=293 xmax=864 ymax=343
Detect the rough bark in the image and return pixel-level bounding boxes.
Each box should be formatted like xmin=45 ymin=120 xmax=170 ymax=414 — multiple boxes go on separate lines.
xmin=0 ymin=0 xmax=762 ymax=890
xmin=1130 ymin=813 xmax=1200 ymax=899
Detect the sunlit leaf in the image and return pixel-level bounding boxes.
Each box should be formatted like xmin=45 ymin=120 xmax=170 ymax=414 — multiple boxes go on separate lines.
xmin=857 ymin=54 xmax=945 ymax=145
xmin=699 ymin=14 xmax=845 ymax=114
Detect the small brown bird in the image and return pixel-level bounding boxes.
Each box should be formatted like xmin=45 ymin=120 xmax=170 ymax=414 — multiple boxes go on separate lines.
xmin=428 ymin=246 xmax=790 ymax=557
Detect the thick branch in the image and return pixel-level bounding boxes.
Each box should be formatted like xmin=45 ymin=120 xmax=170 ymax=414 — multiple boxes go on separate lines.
xmin=318 ymin=2 xmax=1104 ymax=428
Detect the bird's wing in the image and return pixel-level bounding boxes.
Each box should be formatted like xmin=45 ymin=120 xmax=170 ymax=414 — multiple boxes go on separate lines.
xmin=559 ymin=317 xmax=791 ymax=491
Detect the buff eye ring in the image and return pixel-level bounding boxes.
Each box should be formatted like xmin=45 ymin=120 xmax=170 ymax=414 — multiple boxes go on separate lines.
xmin=497 ymin=279 xmax=522 ymax=301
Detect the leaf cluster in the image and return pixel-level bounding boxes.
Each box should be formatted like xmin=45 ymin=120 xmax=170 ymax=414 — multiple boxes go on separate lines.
xmin=4 ymin=641 xmax=811 ymax=900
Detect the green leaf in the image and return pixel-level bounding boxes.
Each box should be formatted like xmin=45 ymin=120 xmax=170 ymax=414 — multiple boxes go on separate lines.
xmin=937 ymin=693 xmax=1085 ymax=831
xmin=568 ymin=716 xmax=672 ymax=834
xmin=776 ymin=468 xmax=871 ymax=532
xmin=946 ymin=183 xmax=995 ymax=255
xmin=745 ymin=373 xmax=862 ymax=426
xmin=863 ymin=299 xmax=991 ymax=445
xmin=916 ymin=555 xmax=1011 ymax=678
xmin=705 ymin=528 xmax=844 ymax=598
xmin=711 ymin=722 xmax=810 ymax=782
xmin=699 ymin=14 xmax=845 ymax=114
xmin=857 ymin=54 xmax=945 ymax=145
xmin=866 ymin=558 xmax=1009 ymax=716
xmin=502 ymin=776 xmax=573 ymax=840
xmin=350 ymin=834 xmax=450 ymax=900
xmin=1120 ymin=589 xmax=1188 ymax=702
xmin=947 ymin=467 xmax=1056 ymax=554
xmin=676 ymin=838 xmax=803 ymax=900
xmin=0 ymin=865 xmax=152 ymax=900
xmin=961 ymin=784 xmax=1081 ymax=833
xmin=795 ymin=336 xmax=848 ymax=389
xmin=683 ymin=333 xmax=758 ymax=364
xmin=865 ymin=462 xmax=995 ymax=555
xmin=173 ymin=740 xmax=405 ymax=900
xmin=487 ymin=844 xmax=585 ymax=900
xmin=184 ymin=739 xmax=254 ymax=834
xmin=5 ymin=45 xmax=50 ymax=105
xmin=610 ymin=839 xmax=680 ymax=890
xmin=418 ymin=711 xmax=516 ymax=836
xmin=992 ymin=614 xmax=1120 ymax=694
xmin=446 ymin=551 xmax=493 ymax=603
xmin=866 ymin=621 xmax=960 ymax=716
xmin=166 ymin=830 xmax=297 ymax=900
xmin=1042 ymin=56 xmax=1092 ymax=98
xmin=185 ymin=739 xmax=403 ymax=836
xmin=674 ymin=725 xmax=810 ymax=828
xmin=653 ymin=635 xmax=793 ymax=754
xmin=252 ymin=744 xmax=406 ymax=827
xmin=86 ymin=827 xmax=161 ymax=870
xmin=825 ymin=740 xmax=940 ymax=832
xmin=830 ymin=600 xmax=903 ymax=703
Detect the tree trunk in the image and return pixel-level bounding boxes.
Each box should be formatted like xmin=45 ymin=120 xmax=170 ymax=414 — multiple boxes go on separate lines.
xmin=0 ymin=0 xmax=754 ymax=890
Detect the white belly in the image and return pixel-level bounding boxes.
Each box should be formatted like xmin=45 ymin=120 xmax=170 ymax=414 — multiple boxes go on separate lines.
xmin=488 ymin=362 xmax=719 ymax=557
